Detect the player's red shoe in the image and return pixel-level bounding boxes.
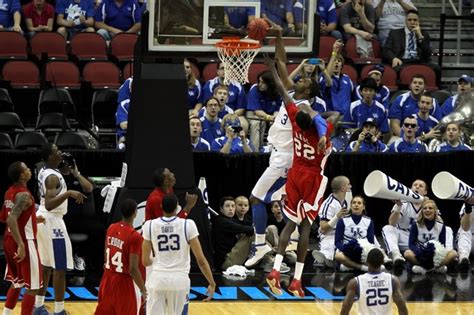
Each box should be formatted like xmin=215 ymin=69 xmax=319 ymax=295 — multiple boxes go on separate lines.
xmin=266 ymin=269 xmax=282 ymax=295
xmin=288 ymin=279 xmax=305 ymax=298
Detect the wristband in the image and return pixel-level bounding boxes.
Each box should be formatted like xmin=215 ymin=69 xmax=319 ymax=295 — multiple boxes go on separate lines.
xmin=331 ymin=51 xmax=338 ymax=57
xmin=328 ymin=216 xmax=339 ymax=229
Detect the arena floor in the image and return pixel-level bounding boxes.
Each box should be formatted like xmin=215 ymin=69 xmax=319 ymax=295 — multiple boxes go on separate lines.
xmin=1 ymin=267 xmax=473 ymax=314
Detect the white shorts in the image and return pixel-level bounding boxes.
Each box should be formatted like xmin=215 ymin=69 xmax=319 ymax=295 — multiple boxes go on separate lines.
xmin=146 ymin=271 xmax=190 ymax=315
xmin=37 ymin=210 xmax=73 ymax=270
xmin=251 ymin=149 xmax=293 ymax=203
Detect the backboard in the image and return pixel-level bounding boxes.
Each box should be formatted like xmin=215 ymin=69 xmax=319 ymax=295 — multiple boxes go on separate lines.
xmin=147 ymin=0 xmax=318 ymax=56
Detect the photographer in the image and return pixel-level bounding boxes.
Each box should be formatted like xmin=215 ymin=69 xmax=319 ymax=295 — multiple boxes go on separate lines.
xmin=59 ymin=153 xmax=105 ymax=272
xmin=211 ymin=114 xmax=254 ymax=154
xmin=346 ymin=118 xmax=388 ymax=152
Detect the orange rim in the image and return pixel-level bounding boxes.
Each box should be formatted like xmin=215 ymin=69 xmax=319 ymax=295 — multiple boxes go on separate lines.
xmin=215 ymin=37 xmax=261 ymax=50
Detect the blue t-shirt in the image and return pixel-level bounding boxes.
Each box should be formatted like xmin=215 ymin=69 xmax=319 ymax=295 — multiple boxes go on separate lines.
xmin=198 ymin=105 xmax=233 ymax=119
xmin=0 ymin=0 xmax=20 ymax=28
xmin=56 ymin=0 xmax=95 ymax=30
xmin=187 ymin=79 xmax=201 ymax=110
xmin=415 ymin=114 xmax=438 ymax=137
xmin=311 ymin=96 xmax=327 ymax=113
xmin=343 ymin=99 xmax=389 ymax=133
xmin=389 ymin=138 xmax=427 ymax=152
xmin=441 ymin=95 xmax=458 ymax=116
xmin=201 ymin=77 xmax=246 ymax=111
xmin=192 ymin=137 xmax=211 ymax=152
xmin=316 ymin=0 xmax=337 ymax=25
xmin=355 ymin=84 xmax=390 ymax=109
xmin=95 ymin=0 xmax=142 ymax=31
xmin=319 ymin=73 xmax=354 ymax=114
xmin=224 ymin=7 xmax=255 ymax=28
xmin=435 ymin=142 xmax=471 ymax=152
xmin=389 ymin=92 xmax=442 ymax=122
xmin=262 ymin=0 xmax=293 ymax=28
xmin=211 ymin=136 xmax=255 ymax=154
xmin=246 ymin=84 xmax=281 ymax=114
xmin=115 ymin=77 xmax=132 ymax=139
xmin=199 ymin=116 xmax=223 ymax=144
xmin=346 ymin=140 xmax=388 ymax=152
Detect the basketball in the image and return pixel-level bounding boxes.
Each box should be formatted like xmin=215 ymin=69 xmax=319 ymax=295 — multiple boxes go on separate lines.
xmin=247 ymin=18 xmax=270 ymax=41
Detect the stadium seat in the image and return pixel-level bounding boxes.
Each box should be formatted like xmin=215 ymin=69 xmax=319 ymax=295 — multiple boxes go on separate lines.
xmin=0 ymin=31 xmax=28 ymax=59
xmin=344 ymin=37 xmax=382 ymax=64
xmin=0 ymin=88 xmax=14 ymax=112
xmin=55 ymin=131 xmax=88 ymax=149
xmin=110 ymin=33 xmax=138 ymax=62
xmin=0 ymin=132 xmax=13 ymax=149
xmin=36 ymin=112 xmax=71 ymax=131
xmin=83 ymin=61 xmax=121 ymax=89
xmin=2 ymin=60 xmax=40 ymax=88
xmin=15 ymin=131 xmax=48 ymax=149
xmin=342 ymin=64 xmax=358 ymax=83
xmin=70 ymin=33 xmax=108 ymax=61
xmin=248 ymin=63 xmax=269 ymax=85
xmin=202 ymin=63 xmax=218 ymax=81
xmin=45 ymin=61 xmax=81 ymax=88
xmin=0 ymin=112 xmax=25 ymax=132
xmin=318 ymin=36 xmax=336 ymax=60
xmin=429 ymin=90 xmax=451 ymax=105
xmin=37 ymin=88 xmax=76 ymax=118
xmin=399 ymin=65 xmax=438 ymax=91
xmin=360 ymin=64 xmax=398 ymax=91
xmin=30 ymin=32 xmax=68 ymax=61
xmin=123 ymin=62 xmax=133 ymax=80
xmin=91 ymin=89 xmax=118 ymax=129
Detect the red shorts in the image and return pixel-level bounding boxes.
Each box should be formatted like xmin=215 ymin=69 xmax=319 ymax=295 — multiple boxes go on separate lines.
xmin=95 ymin=271 xmax=141 ymax=315
xmin=4 ymin=236 xmax=42 ymax=290
xmin=283 ymin=165 xmax=328 ymax=225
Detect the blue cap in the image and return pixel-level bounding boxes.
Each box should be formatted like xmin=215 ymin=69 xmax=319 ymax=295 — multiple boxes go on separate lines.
xmin=368 ymin=64 xmax=385 ymax=76
xmin=363 ymin=117 xmax=377 ymax=126
xmin=224 ymin=118 xmax=241 ymax=128
xmin=458 ymin=75 xmax=472 ymax=84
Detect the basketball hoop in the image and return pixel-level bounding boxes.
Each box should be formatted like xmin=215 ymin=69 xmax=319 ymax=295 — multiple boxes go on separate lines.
xmin=215 ymin=38 xmax=261 ymax=85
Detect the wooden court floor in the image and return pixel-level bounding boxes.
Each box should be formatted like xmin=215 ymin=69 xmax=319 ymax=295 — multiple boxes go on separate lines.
xmin=7 ymin=301 xmax=474 ymax=314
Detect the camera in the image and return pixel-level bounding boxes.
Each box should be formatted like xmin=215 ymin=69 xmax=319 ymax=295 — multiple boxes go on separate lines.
xmin=59 ymin=152 xmax=76 ymax=169
xmin=364 ymin=133 xmax=373 ymax=143
xmin=231 ymin=126 xmax=243 ymax=133
xmin=308 ymin=58 xmax=320 ymax=65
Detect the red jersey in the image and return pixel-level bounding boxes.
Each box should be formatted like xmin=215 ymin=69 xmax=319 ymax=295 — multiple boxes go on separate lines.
xmin=145 ymin=187 xmax=186 ymax=220
xmin=104 ymin=222 xmax=143 ymax=275
xmin=2 ymin=185 xmax=37 ymax=241
xmin=287 ymin=103 xmax=332 ymax=169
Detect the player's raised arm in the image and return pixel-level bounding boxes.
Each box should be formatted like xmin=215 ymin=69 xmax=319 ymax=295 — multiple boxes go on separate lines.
xmin=263 ymin=54 xmax=293 ymax=107
xmin=340 ymin=278 xmax=357 ymax=315
xmin=6 ymin=192 xmax=32 ymax=262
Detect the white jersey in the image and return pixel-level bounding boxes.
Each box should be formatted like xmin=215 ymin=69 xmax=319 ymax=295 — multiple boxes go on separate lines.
xmin=319 ymin=194 xmax=347 ymax=236
xmin=342 ymin=215 xmax=372 ymax=245
xmin=356 ymin=271 xmax=394 ymax=315
xmin=267 ymin=91 xmax=311 ymax=152
xmin=142 ymin=216 xmax=199 ymax=274
xmin=393 ymin=201 xmax=421 ymax=232
xmin=414 ymin=221 xmax=444 ymax=246
xmin=37 ymin=167 xmax=68 ymax=216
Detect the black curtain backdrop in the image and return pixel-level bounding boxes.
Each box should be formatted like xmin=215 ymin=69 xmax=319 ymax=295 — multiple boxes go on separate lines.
xmin=0 ymin=150 xmax=472 ymax=236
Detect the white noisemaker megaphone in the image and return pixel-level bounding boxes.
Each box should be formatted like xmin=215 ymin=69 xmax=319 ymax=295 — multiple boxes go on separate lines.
xmin=363 ymin=170 xmax=423 ymax=203
xmin=431 ymin=171 xmax=473 ymax=200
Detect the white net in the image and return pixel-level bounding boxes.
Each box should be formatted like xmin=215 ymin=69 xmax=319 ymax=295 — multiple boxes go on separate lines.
xmin=216 ymin=39 xmax=261 ymax=85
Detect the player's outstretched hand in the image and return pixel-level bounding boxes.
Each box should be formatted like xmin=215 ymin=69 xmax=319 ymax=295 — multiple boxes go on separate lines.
xmin=203 ymin=283 xmax=215 ymax=302
xmin=317 ymin=135 xmax=327 ymax=154
xmin=68 ymin=190 xmax=87 ymax=204
xmin=185 ymin=193 xmax=198 ymax=211
xmin=14 ymin=242 xmax=26 ymax=262
xmin=263 ymin=18 xmax=283 ymax=35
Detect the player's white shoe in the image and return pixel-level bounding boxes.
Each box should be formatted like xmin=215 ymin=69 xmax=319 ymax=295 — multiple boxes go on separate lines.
xmin=411 ymin=265 xmax=427 ymax=275
xmin=434 ymin=266 xmax=447 ymax=274
xmin=244 ymin=243 xmax=272 ymax=267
